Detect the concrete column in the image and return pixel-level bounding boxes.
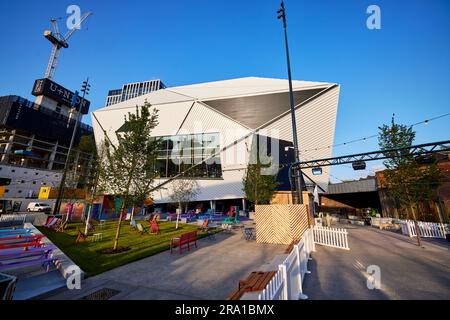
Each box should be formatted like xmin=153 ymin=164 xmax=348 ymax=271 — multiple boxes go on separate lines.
xmin=47 ymin=141 xmax=58 ymax=170
xmin=209 ymin=200 xmax=216 ymax=212
xmin=242 ymin=198 xmax=246 ymax=212
xmin=26 ymin=134 xmax=35 ymax=151
xmin=1 ymin=130 xmax=16 ymax=163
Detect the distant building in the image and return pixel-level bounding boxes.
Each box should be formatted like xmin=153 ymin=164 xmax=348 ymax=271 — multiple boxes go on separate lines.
xmin=0 ymin=78 xmax=95 ymax=199
xmin=376 ymin=153 xmax=450 ymax=223
xmin=105 ymin=79 xmax=165 ymax=106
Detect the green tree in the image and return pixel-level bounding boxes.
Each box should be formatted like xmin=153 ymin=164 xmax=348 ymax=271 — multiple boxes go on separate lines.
xmin=378 ymin=115 xmax=441 ymax=246
xmin=99 ymin=102 xmax=161 ymax=251
xmin=243 ymin=137 xmax=278 ymax=208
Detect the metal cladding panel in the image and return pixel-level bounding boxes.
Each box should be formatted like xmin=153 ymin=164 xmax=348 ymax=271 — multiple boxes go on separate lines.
xmin=178 ymin=102 xmax=251 ymax=168
xmin=152 ymin=169 xmax=246 ymax=203
xmin=97 ymin=89 xmax=194 ymax=112
xmin=202 ymin=88 xmax=324 ymax=129
xmin=261 ymin=86 xmax=340 ymax=191
xmin=169 ymin=77 xmax=331 ymax=101
xmin=327 ymin=178 xmax=377 ymax=194
xmin=92 ymin=101 xmax=194 ymax=145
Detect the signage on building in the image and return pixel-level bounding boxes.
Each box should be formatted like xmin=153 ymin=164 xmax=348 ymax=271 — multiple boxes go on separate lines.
xmin=32 ymin=78 xmax=90 ymax=114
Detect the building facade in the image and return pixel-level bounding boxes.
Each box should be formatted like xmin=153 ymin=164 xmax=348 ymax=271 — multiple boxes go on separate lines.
xmin=0 ymin=78 xmax=95 ymax=200
xmin=105 ymin=79 xmax=165 ymax=107
xmin=93 ymin=77 xmax=340 ymax=212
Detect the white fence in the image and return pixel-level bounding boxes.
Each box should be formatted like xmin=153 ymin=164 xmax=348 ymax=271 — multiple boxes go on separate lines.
xmin=313 ymin=225 xmax=349 ymax=250
xmin=258 ymin=228 xmax=315 ymax=300
xmin=399 ymin=220 xmax=446 ymax=239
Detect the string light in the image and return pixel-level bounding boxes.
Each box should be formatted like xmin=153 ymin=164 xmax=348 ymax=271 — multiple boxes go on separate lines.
xmin=298 ymin=112 xmax=450 ymax=154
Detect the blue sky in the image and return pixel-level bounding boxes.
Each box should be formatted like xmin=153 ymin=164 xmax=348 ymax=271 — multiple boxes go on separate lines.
xmin=1 ymin=0 xmax=449 ymax=181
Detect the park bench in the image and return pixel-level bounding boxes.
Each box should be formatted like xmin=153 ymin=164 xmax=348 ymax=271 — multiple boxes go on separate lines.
xmin=0 ymin=239 xmax=44 ymax=250
xmin=170 ymin=231 xmax=197 ymax=254
xmin=284 ymin=239 xmax=301 ymax=254
xmin=0 ymin=246 xmax=56 ymax=272
xmin=0 ymin=234 xmax=45 ymax=246
xmin=0 ymin=228 xmax=32 ymax=236
xmin=228 ymin=271 xmax=276 ymax=300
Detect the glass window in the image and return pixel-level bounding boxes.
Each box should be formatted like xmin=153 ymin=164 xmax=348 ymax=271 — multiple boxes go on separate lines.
xmin=154 ymin=133 xmax=222 ymax=179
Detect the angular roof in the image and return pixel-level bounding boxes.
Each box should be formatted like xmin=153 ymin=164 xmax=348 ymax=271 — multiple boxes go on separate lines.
xmin=94 ymin=76 xmax=336 ymax=129
xmin=168 ymin=76 xmax=333 ymax=101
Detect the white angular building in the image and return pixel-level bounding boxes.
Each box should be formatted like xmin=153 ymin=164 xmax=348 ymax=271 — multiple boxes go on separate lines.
xmin=92 ymin=77 xmax=340 ymax=212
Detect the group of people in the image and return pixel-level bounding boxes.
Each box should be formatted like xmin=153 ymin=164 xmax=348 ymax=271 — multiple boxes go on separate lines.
xmin=318 ymin=212 xmax=332 ymax=227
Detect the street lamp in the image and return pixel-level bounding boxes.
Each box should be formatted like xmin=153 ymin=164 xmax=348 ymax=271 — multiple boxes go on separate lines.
xmin=52 ymin=78 xmax=91 ymax=216
xmin=277 ymin=1 xmax=304 ymax=204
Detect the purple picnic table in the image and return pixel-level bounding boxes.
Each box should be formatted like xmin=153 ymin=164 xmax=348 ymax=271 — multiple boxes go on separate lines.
xmin=0 ymin=245 xmax=56 ymax=272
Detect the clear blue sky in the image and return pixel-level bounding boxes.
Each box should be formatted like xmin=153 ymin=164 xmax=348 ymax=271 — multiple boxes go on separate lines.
xmin=1 ymin=0 xmax=449 ymax=181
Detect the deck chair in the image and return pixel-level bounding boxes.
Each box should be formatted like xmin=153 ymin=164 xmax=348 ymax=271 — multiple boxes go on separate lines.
xmin=75 ymin=227 xmax=88 ymax=243
xmin=136 ymin=223 xmax=148 ymax=234
xmin=55 ymin=220 xmax=68 ymax=232
xmin=150 ymin=220 xmax=159 ymax=234
xmin=200 ymin=219 xmax=210 ymax=232
xmin=43 ymin=217 xmax=55 ymax=228
xmin=48 ymin=218 xmax=62 ymax=230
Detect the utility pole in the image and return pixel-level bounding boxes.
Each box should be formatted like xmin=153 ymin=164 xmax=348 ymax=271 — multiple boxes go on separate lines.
xmin=52 ymin=78 xmax=91 ymax=216
xmin=277 ymin=1 xmax=304 ymax=204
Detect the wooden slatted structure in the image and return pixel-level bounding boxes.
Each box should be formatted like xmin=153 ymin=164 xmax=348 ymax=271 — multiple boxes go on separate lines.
xmin=255 ymin=205 xmax=310 ymax=245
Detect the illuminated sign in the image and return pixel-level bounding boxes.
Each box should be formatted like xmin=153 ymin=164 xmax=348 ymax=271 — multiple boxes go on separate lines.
xmin=32 ymin=78 xmax=90 ymax=114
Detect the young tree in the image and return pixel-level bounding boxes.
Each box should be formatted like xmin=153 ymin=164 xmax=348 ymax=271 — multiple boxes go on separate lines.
xmin=243 ymin=137 xmax=278 ymax=208
xmin=99 ymin=102 xmax=161 ymax=251
xmin=378 ymin=115 xmax=441 ymax=246
xmin=168 ymin=178 xmax=200 ymax=229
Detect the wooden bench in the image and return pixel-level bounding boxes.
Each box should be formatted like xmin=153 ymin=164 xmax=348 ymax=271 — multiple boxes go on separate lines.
xmin=0 ymin=246 xmax=56 ymax=272
xmin=284 ymin=239 xmax=300 ymax=254
xmin=170 ymin=231 xmax=197 ymax=254
xmin=228 ymin=271 xmax=276 ymax=300
xmin=0 ymin=234 xmax=45 ymax=249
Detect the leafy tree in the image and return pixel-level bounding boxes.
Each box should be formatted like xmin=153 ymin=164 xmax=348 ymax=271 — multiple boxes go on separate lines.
xmin=243 ymin=136 xmax=278 ymax=208
xmin=168 ymin=178 xmax=200 ymax=229
xmin=77 ymin=135 xmax=97 ymax=154
xmin=99 ymin=102 xmax=161 ymax=251
xmin=378 ymin=115 xmax=441 ymax=246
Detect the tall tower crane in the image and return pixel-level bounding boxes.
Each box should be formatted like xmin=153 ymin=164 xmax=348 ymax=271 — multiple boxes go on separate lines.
xmin=43 ymin=11 xmax=93 ymax=79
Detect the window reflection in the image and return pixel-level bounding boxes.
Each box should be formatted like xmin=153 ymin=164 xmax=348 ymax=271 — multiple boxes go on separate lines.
xmin=154 ymin=133 xmax=222 ymax=178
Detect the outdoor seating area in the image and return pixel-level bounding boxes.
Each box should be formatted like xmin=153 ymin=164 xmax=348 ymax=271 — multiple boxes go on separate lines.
xmin=0 ymin=225 xmax=56 ymax=273
xmin=37 ymin=219 xmax=221 ymax=276
xmin=0 ymin=221 xmax=62 ymax=300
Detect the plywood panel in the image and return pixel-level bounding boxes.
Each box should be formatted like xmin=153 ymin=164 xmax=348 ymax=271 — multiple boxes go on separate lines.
xmin=255 ymin=205 xmax=310 ymax=245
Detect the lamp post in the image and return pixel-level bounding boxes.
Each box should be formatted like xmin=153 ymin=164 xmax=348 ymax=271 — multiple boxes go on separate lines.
xmin=52 ymin=78 xmax=91 ymax=216
xmin=277 ymin=1 xmax=304 ymax=204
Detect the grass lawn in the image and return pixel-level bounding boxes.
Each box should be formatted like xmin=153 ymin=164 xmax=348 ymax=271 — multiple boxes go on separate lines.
xmin=38 ymin=220 xmax=217 ymax=277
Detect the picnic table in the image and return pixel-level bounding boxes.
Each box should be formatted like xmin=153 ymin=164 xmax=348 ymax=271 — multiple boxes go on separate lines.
xmin=0 ymin=246 xmax=56 ymax=272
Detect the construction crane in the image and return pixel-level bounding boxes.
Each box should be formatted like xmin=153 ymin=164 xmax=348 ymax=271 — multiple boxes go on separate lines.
xmin=43 ymin=11 xmax=93 ymax=79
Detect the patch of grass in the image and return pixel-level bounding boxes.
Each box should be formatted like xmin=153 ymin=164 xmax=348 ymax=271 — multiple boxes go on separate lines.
xmin=37 ymin=220 xmax=219 ymax=277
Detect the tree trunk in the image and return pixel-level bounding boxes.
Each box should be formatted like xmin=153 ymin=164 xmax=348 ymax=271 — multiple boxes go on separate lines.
xmin=410 ymin=205 xmax=422 ymax=247
xmin=84 ymin=204 xmax=92 ymax=236
xmin=130 ymin=206 xmax=135 ymax=221
xmin=176 ymin=202 xmax=181 ymax=229
xmin=113 ymin=202 xmax=126 ymax=251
